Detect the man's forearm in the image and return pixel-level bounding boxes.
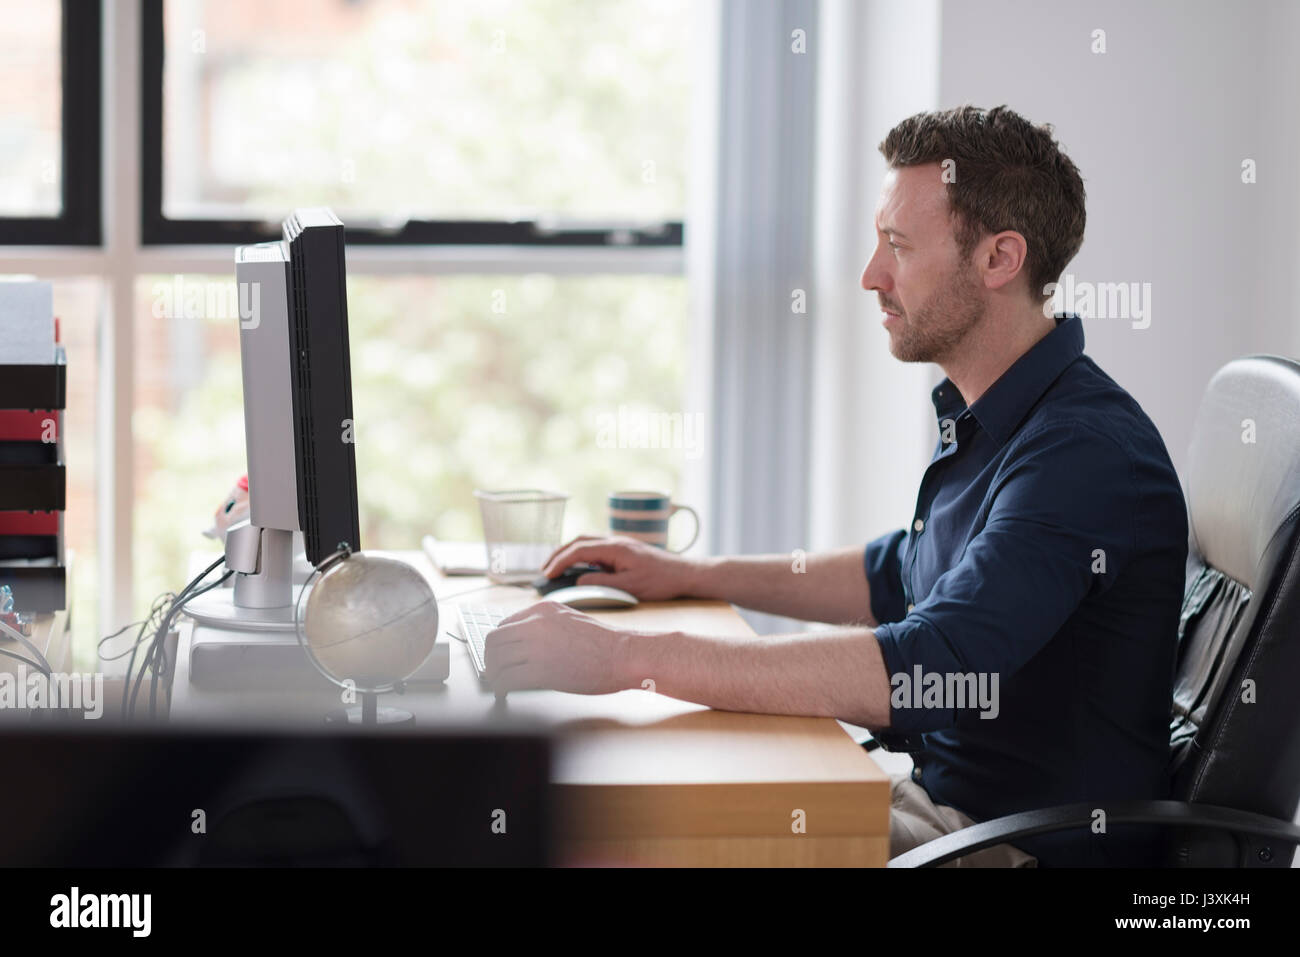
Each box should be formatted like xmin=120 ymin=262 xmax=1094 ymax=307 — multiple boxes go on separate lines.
xmin=618 ymin=626 xmax=893 ymax=729
xmin=684 ymin=545 xmax=878 ymax=626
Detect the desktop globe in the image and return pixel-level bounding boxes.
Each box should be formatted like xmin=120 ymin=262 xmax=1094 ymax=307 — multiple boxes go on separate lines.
xmin=299 ymin=552 xmax=439 ymax=723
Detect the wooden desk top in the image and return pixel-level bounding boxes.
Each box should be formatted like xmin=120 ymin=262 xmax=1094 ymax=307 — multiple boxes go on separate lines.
xmin=417 ymin=553 xmax=880 ymax=767
xmin=172 ymin=549 xmax=890 ymax=863
xmin=176 ymin=548 xmax=888 ymax=786
xmin=413 ymin=552 xmax=889 ymax=854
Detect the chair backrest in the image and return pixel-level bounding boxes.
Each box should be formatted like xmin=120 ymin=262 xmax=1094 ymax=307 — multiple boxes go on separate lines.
xmin=1168 ymin=355 xmax=1300 ymax=864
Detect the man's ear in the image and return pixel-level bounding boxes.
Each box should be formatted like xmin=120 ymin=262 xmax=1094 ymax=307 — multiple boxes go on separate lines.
xmin=979 ymin=230 xmax=1029 ymax=293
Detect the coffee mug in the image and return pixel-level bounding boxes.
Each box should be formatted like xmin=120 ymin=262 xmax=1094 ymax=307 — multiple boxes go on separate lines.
xmin=608 ymin=491 xmax=699 ymax=552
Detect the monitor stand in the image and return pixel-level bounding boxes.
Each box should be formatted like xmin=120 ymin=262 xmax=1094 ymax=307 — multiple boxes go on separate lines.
xmin=185 ymin=526 xmax=301 ymax=632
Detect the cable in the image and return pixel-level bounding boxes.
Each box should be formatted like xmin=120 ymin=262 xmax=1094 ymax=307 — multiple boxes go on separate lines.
xmin=0 ymin=646 xmax=48 ymax=674
xmin=100 ymin=593 xmax=172 ymax=664
xmin=149 ymin=574 xmax=227 ymax=682
xmin=120 ymin=603 xmax=169 ymax=718
xmin=112 ymin=598 xmax=170 ymax=712
xmin=96 ymin=616 xmax=147 ymax=655
xmin=120 ymin=592 xmax=179 ymax=717
xmin=132 ymin=567 xmax=233 ymax=720
xmin=122 ymin=555 xmax=226 ymax=719
xmin=96 ymin=592 xmax=170 ymax=663
xmin=131 ymin=586 xmax=204 ymax=720
xmin=0 ymin=618 xmax=52 ymax=677
xmin=99 ymin=614 xmax=160 ymax=662
xmin=131 ymin=560 xmax=223 ymax=713
xmin=146 ymin=570 xmax=233 ymax=717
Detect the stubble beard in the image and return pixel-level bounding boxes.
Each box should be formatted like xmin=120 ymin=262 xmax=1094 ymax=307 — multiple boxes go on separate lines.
xmin=886 ymin=259 xmax=987 ymax=365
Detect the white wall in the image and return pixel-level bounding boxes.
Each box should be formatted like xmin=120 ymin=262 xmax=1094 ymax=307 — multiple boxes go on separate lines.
xmin=935 ymin=0 xmax=1300 ymax=478
xmin=809 ymin=0 xmax=1300 ymax=541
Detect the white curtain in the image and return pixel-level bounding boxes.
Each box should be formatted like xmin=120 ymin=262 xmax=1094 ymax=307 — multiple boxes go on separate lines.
xmin=701 ymin=0 xmax=818 ymax=633
xmin=698 ymin=0 xmax=942 ymax=633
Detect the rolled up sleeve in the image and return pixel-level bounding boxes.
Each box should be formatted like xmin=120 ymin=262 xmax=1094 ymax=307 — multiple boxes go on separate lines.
xmin=863 ymin=527 xmax=908 ymax=626
xmin=873 ymin=423 xmax=1137 ymax=733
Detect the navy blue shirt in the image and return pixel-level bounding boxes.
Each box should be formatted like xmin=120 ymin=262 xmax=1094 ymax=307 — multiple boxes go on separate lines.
xmin=865 ymin=314 xmax=1188 ymax=867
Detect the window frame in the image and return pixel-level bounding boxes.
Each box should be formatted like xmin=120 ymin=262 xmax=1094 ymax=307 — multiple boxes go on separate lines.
xmin=138 ymin=0 xmax=685 ymax=248
xmin=0 ymin=0 xmax=709 ymax=659
xmin=0 ymin=0 xmax=102 ymax=245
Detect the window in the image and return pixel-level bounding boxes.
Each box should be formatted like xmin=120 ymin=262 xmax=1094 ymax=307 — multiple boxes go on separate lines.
xmin=0 ymin=0 xmax=706 ymax=646
xmin=143 ymin=0 xmax=691 ymax=245
xmin=132 ymin=272 xmax=688 ymax=617
xmin=0 ymin=0 xmax=100 ymax=244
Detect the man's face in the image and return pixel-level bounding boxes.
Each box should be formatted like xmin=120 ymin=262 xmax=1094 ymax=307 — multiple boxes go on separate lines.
xmin=860 ymin=164 xmax=987 ymax=364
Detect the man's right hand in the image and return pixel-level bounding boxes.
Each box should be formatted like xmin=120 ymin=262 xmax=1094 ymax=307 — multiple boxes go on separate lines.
xmin=541 ymin=539 xmax=876 ymax=626
xmin=541 ymin=535 xmax=703 ymax=602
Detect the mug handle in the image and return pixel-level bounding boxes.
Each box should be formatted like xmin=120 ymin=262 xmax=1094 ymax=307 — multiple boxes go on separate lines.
xmin=668 ymin=504 xmax=700 ymax=553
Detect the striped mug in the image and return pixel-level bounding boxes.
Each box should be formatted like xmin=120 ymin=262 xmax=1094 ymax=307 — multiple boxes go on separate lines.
xmin=608 ymin=491 xmax=700 ymax=552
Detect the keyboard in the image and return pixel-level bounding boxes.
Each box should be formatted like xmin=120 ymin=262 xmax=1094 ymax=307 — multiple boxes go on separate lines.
xmin=457 ymin=605 xmax=505 ymax=676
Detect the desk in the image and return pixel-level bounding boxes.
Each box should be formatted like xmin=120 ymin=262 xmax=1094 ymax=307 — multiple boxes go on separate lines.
xmin=0 ymin=551 xmax=73 ymax=681
xmin=0 ymin=606 xmax=71 ymax=677
xmin=170 ymin=549 xmax=890 ymax=866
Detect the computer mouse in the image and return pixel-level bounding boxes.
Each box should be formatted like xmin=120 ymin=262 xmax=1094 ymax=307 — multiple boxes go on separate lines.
xmin=532 ymin=562 xmax=611 ymax=595
xmin=543 ymin=585 xmax=639 ymax=610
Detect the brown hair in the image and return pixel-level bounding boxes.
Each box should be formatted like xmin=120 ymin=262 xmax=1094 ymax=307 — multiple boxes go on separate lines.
xmin=878 ymin=105 xmax=1086 ymax=301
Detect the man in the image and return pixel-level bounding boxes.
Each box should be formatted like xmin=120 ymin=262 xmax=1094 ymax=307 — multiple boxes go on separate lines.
xmin=483 ymin=105 xmax=1189 ymax=867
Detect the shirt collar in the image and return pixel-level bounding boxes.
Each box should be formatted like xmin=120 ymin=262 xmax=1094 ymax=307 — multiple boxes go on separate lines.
xmin=930 ymin=314 xmax=1085 ymax=448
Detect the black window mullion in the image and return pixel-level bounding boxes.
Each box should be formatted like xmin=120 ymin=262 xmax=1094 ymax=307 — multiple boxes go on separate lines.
xmin=139 ymin=0 xmax=168 ymax=247
xmin=60 ymin=0 xmax=102 ymax=244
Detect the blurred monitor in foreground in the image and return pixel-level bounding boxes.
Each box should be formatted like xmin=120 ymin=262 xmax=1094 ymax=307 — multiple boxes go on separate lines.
xmin=0 ymin=725 xmax=551 ymax=866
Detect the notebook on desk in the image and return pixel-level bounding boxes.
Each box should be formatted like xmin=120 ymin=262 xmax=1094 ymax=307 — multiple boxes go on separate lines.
xmin=421 ymin=536 xmax=487 ymax=576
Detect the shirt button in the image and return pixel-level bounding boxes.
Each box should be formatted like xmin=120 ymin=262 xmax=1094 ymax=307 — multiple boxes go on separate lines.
xmin=907 ymin=603 xmax=915 ymax=613
xmin=911 ymin=766 xmax=922 ymax=782
xmin=913 ymin=518 xmax=925 ymax=532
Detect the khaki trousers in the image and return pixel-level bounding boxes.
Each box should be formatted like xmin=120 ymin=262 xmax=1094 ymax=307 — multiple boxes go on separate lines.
xmin=889 ymin=772 xmax=1038 ymax=868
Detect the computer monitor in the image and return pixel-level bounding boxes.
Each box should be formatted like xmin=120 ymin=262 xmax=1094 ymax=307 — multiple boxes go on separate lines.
xmin=186 ymin=208 xmax=360 ymax=629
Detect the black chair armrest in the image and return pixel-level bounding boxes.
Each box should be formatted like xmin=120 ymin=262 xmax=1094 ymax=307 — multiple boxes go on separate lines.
xmin=862 ymin=731 xmax=926 ymax=753
xmin=887 ymin=800 xmax=1300 ymax=868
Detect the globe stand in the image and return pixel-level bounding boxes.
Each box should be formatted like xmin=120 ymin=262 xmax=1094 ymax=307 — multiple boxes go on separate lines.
xmin=324 ymin=690 xmax=415 ymax=726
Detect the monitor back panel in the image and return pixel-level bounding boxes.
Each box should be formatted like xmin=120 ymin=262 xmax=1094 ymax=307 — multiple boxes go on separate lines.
xmin=283 ymin=208 xmax=361 ymax=565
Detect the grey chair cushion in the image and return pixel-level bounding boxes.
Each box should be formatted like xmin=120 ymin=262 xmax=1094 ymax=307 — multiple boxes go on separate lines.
xmin=1185 ymin=356 xmax=1300 ymax=590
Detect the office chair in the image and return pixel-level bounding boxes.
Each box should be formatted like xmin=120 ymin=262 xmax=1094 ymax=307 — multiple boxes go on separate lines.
xmin=885 ymin=355 xmax=1300 ymax=867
